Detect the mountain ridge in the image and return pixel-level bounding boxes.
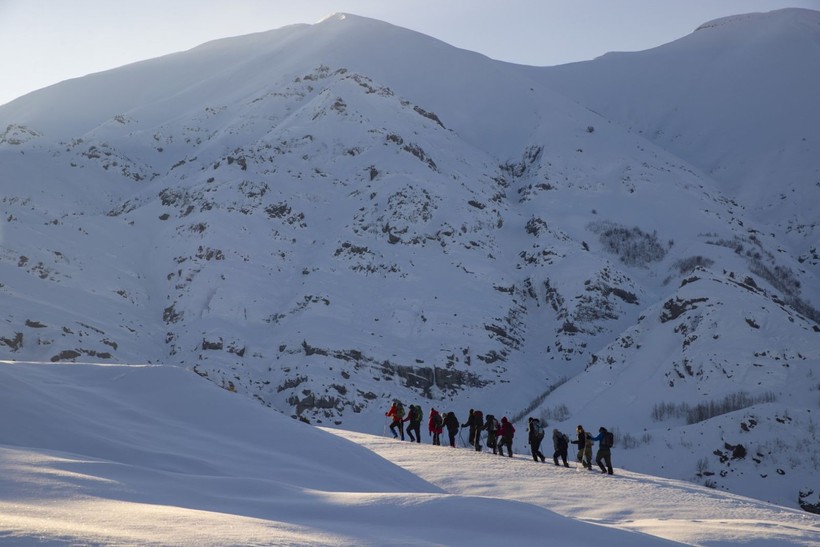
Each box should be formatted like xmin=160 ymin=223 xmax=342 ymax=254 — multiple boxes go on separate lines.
xmin=538 ymin=8 xmax=820 ymax=260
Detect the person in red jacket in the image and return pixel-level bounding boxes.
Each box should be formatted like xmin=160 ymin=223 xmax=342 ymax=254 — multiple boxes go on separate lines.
xmin=385 ymin=401 xmax=405 ymax=440
xmin=497 ymin=417 xmax=515 ymax=457
xmin=428 ymin=408 xmax=443 ymax=446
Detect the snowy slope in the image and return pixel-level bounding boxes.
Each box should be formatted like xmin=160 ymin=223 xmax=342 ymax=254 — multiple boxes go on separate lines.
xmin=538 ymin=8 xmax=820 ymax=256
xmin=1 ymin=10 xmax=818 ymax=514
xmin=1 ymin=361 xmax=817 ymax=545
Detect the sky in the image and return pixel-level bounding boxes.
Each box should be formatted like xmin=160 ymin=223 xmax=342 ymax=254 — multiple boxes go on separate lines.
xmin=1 ymin=0 xmax=818 ymax=107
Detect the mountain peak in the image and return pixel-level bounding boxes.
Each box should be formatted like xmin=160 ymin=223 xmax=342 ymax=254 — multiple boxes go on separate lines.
xmin=318 ymin=12 xmax=349 ymax=23
xmin=695 ymin=7 xmax=820 ymax=32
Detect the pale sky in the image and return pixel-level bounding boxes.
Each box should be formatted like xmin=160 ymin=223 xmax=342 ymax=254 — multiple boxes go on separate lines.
xmin=0 ymin=0 xmax=817 ymax=107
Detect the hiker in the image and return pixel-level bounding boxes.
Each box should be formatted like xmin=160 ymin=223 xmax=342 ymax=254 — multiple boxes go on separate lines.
xmin=429 ymin=408 xmax=443 ymax=446
xmin=403 ymin=404 xmax=422 ymax=443
xmin=552 ymin=428 xmax=570 ymax=467
xmin=484 ymin=414 xmax=499 ymax=454
xmin=461 ymin=409 xmax=476 ymax=446
xmin=471 ymin=409 xmax=484 ymax=451
xmin=497 ymin=417 xmax=515 ymax=457
xmin=444 ymin=411 xmax=460 ymax=447
xmin=589 ymin=426 xmax=614 ymax=474
xmin=527 ymin=417 xmax=546 ymax=462
xmin=583 ymin=431 xmax=595 ymax=469
xmin=570 ymin=425 xmax=593 ymax=469
xmin=385 ymin=401 xmax=405 ymax=440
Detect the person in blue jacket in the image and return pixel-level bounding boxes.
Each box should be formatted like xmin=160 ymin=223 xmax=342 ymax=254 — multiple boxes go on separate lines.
xmin=589 ymin=426 xmax=614 ymax=475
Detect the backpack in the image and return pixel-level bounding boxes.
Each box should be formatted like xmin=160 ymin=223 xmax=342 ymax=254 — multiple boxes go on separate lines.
xmin=531 ymin=419 xmax=544 ymax=438
xmin=412 ymin=405 xmax=422 ymax=423
xmin=486 ymin=415 xmax=498 ymax=435
xmin=558 ymin=433 xmax=569 ymax=450
xmin=433 ymin=413 xmax=443 ymax=428
xmin=602 ymin=430 xmax=614 ymax=449
xmin=473 ymin=410 xmax=483 ymax=425
xmin=396 ymin=402 xmax=404 ymax=419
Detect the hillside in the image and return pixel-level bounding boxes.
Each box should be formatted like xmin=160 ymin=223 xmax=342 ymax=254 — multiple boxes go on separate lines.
xmin=0 ymin=10 xmax=818 ymax=513
xmin=1 ymin=362 xmax=817 ymax=545
xmin=538 ymin=8 xmax=820 ymax=256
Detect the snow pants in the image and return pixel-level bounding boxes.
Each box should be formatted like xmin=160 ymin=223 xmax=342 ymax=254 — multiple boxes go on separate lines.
xmin=596 ymin=448 xmax=613 ymax=474
xmin=406 ymin=422 xmax=421 ymax=443
xmin=390 ymin=419 xmax=404 ymax=440
xmin=553 ymin=446 xmax=568 ymax=466
xmin=579 ymin=444 xmax=593 ymax=468
xmin=498 ymin=436 xmax=513 ymax=457
xmin=530 ymin=436 xmax=545 ymax=462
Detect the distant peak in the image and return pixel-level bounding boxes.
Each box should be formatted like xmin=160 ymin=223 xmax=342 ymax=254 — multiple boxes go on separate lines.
xmin=318 ymin=12 xmax=350 ymax=23
xmin=695 ymin=8 xmax=820 ymax=32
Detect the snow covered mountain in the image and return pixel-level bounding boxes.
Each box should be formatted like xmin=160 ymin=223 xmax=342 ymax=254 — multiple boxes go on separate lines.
xmin=1 ymin=9 xmax=818 ymax=513
xmin=538 ymin=8 xmax=820 ymax=255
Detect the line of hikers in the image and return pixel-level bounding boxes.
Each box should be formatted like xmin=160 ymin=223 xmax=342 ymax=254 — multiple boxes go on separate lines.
xmin=385 ymin=402 xmax=615 ymax=474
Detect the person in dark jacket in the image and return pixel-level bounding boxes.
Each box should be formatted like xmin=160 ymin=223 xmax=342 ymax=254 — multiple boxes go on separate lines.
xmin=497 ymin=417 xmax=515 ymax=457
xmin=570 ymin=425 xmax=592 ymax=469
xmin=483 ymin=414 xmax=499 ymax=454
xmin=589 ymin=426 xmax=614 ymax=474
xmin=428 ymin=408 xmax=443 ymax=446
xmin=444 ymin=411 xmax=460 ymax=448
xmin=471 ymin=409 xmax=484 ymax=451
xmin=461 ymin=409 xmax=476 ymax=446
xmin=403 ymin=404 xmax=422 ymax=443
xmin=527 ymin=417 xmax=546 ymax=462
xmin=552 ymin=429 xmax=570 ymax=467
